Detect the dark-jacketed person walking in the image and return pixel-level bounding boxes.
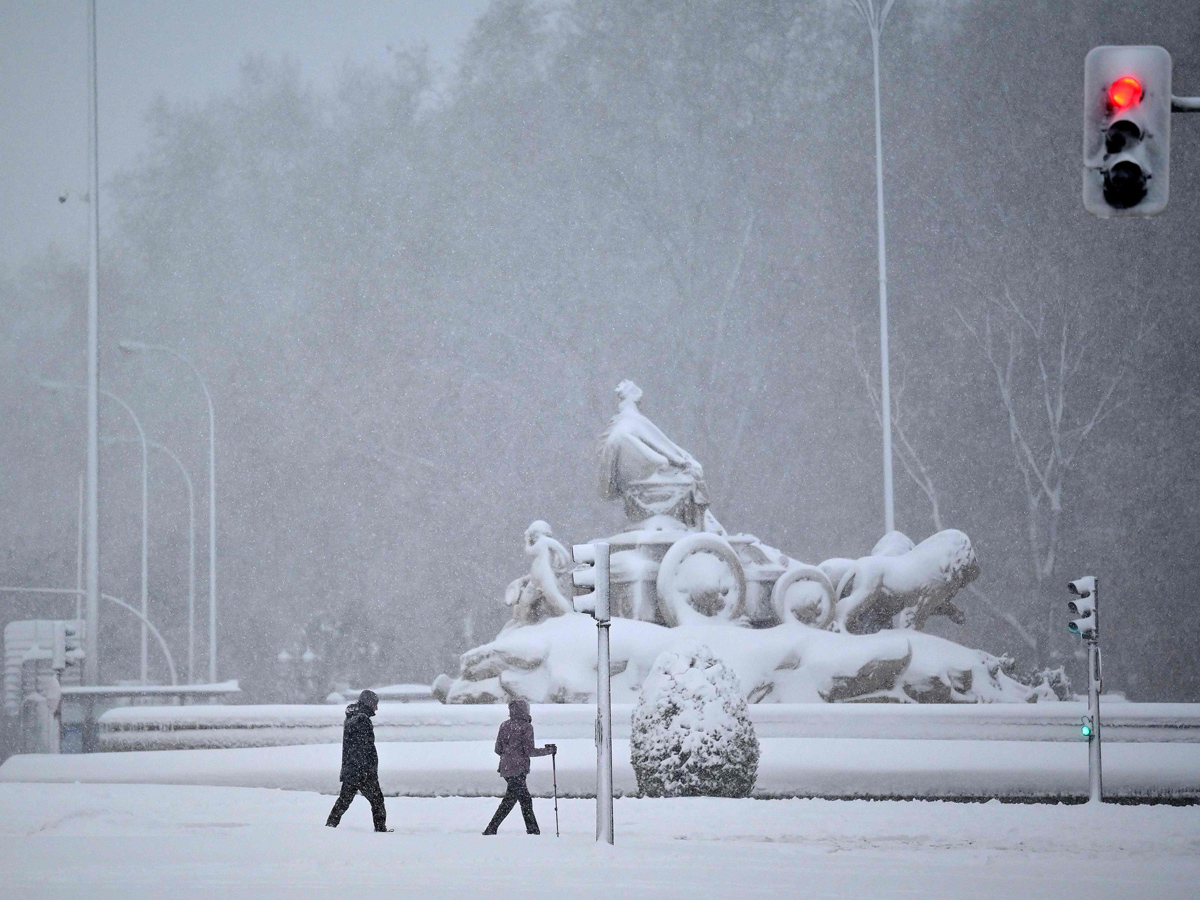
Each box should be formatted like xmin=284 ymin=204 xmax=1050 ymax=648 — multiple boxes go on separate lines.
xmin=483 ymin=699 xmax=556 ymax=835
xmin=326 ymin=689 xmax=391 ymax=832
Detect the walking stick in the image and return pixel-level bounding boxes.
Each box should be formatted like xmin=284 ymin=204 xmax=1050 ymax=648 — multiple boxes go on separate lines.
xmin=551 ymin=749 xmax=560 ymax=837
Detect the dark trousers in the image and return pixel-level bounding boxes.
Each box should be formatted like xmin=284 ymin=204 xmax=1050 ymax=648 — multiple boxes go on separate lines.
xmin=326 ymin=774 xmax=387 ymax=831
xmin=484 ymin=774 xmax=539 ymax=834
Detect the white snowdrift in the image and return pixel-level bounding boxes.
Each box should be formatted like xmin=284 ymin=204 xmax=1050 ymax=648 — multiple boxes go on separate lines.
xmin=443 ymin=615 xmax=1044 ymax=705
xmin=5 ymin=737 xmax=1199 ymax=800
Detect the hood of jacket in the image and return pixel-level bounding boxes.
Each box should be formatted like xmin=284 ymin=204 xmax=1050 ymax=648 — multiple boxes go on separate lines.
xmin=345 ymin=701 xmax=374 ymax=720
xmin=508 ymin=699 xmax=531 ymax=722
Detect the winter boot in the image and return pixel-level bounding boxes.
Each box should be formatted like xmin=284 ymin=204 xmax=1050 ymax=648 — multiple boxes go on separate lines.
xmin=520 ymin=798 xmax=540 ymax=834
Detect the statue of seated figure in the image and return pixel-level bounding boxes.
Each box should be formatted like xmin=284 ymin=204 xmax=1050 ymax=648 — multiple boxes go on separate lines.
xmin=503 ymin=520 xmax=575 ymax=629
xmin=599 ymin=380 xmax=711 ymax=529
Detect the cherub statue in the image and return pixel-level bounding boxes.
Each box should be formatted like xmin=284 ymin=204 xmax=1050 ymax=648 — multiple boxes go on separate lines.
xmin=502 ymin=520 xmax=575 ymax=629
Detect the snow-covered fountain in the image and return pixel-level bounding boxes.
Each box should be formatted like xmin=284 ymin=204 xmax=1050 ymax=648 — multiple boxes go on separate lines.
xmin=434 ymin=381 xmax=1059 ymax=705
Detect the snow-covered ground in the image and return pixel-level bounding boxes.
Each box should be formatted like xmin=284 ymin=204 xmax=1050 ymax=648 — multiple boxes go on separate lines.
xmin=4 ymin=737 xmax=1199 ymax=799
xmin=0 ymin=783 xmax=1197 ymax=899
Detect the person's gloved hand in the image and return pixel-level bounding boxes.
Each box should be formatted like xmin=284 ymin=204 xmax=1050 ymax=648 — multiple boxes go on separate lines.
xmin=546 ymin=743 xmax=557 ymax=755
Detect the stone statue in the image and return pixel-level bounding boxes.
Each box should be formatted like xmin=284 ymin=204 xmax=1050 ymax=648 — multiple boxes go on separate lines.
xmin=432 ymin=381 xmax=1046 ymax=707
xmin=502 ymin=520 xmax=574 ymax=630
xmin=599 ymin=380 xmax=710 ymax=528
xmin=830 ymin=530 xmax=980 ymax=634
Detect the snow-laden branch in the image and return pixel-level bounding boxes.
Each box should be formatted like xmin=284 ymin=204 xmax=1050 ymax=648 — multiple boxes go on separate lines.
xmin=847 ymin=0 xmax=899 ymax=34
xmin=955 ymin=306 xmax=1057 ymax=505
xmin=967 ymin=584 xmax=1039 ymax=651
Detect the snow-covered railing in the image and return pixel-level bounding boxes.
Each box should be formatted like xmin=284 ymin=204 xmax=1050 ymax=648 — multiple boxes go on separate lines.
xmin=744 ymin=701 xmax=1200 ymax=742
xmin=323 ymin=683 xmax=434 ymax=704
xmin=96 ymin=700 xmax=1200 ymax=752
xmin=62 ymin=680 xmax=241 ymax=700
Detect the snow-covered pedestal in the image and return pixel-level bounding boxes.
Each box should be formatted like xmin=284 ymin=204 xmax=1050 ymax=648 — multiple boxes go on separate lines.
xmin=435 ymin=612 xmax=1043 ymax=705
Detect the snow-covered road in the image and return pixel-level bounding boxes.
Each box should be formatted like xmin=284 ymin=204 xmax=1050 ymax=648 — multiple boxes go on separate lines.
xmin=1 ymin=783 xmax=1197 ymax=899
xmin=6 ymin=737 xmax=1200 ymax=800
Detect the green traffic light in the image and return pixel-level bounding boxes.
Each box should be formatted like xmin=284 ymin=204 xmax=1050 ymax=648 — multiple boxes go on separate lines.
xmin=1081 ymin=724 xmax=1092 ymax=737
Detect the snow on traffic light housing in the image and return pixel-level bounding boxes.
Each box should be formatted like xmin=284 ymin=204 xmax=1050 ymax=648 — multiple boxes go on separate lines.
xmin=1067 ymin=577 xmax=1098 ymax=641
xmin=572 ymin=540 xmax=610 ymax=620
xmin=1083 ymin=46 xmax=1172 ymax=217
xmin=1067 ymin=605 xmax=1096 ymax=639
xmin=1081 ymin=716 xmax=1093 ymax=738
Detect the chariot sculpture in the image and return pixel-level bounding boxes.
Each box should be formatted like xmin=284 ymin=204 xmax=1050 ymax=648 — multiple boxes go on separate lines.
xmin=434 ymin=381 xmax=1059 ymax=705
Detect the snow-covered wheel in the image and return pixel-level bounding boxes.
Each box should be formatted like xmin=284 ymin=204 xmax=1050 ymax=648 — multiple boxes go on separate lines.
xmin=655 ymin=533 xmax=747 ymax=626
xmin=771 ymin=564 xmax=835 ymax=628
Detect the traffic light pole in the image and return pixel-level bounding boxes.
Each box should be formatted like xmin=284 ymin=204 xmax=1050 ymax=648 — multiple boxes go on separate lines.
xmin=1067 ymin=575 xmax=1102 ymax=802
xmin=1087 ymin=638 xmax=1103 ymax=804
xmin=570 ymin=539 xmax=615 ymax=844
xmin=1086 ymin=578 xmax=1102 ymax=804
xmin=593 ymin=541 xmax=614 ymax=845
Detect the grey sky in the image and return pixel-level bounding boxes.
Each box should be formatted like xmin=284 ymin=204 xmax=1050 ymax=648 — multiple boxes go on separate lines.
xmin=0 ymin=0 xmax=489 ymax=270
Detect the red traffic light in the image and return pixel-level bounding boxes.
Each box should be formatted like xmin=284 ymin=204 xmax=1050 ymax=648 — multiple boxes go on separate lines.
xmin=1108 ymin=76 xmax=1143 ymax=111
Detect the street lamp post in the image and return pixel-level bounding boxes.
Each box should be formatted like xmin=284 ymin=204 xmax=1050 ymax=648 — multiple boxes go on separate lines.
xmin=41 ymin=381 xmax=151 ymax=683
xmin=849 ymin=0 xmax=899 ymax=534
xmin=119 ymin=341 xmax=218 ymax=683
xmin=105 ymin=435 xmax=196 ymax=683
xmin=76 ymin=472 xmax=84 ymax=622
xmin=84 ymin=0 xmax=101 ymax=686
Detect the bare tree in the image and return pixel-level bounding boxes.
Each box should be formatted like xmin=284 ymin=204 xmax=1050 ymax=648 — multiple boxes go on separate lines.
xmin=850 ymin=327 xmax=1038 ymax=651
xmin=851 ymin=278 xmax=1153 ymax=665
xmin=955 ymin=286 xmax=1154 ymax=662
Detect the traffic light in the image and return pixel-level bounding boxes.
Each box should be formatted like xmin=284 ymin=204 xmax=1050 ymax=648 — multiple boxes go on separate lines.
xmin=63 ymin=621 xmax=84 ymax=665
xmin=1083 ymin=45 xmax=1172 ymax=216
xmin=51 ymin=620 xmax=85 ymax=670
xmin=1067 ymin=576 xmax=1098 ymax=640
xmin=1081 ymin=715 xmax=1094 ymax=738
xmin=572 ymin=541 xmax=610 ymax=620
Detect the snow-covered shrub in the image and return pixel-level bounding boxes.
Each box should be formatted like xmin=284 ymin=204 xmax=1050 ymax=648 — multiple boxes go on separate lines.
xmin=630 ymin=643 xmax=759 ymax=797
xmin=1031 ymin=665 xmax=1073 ymax=701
